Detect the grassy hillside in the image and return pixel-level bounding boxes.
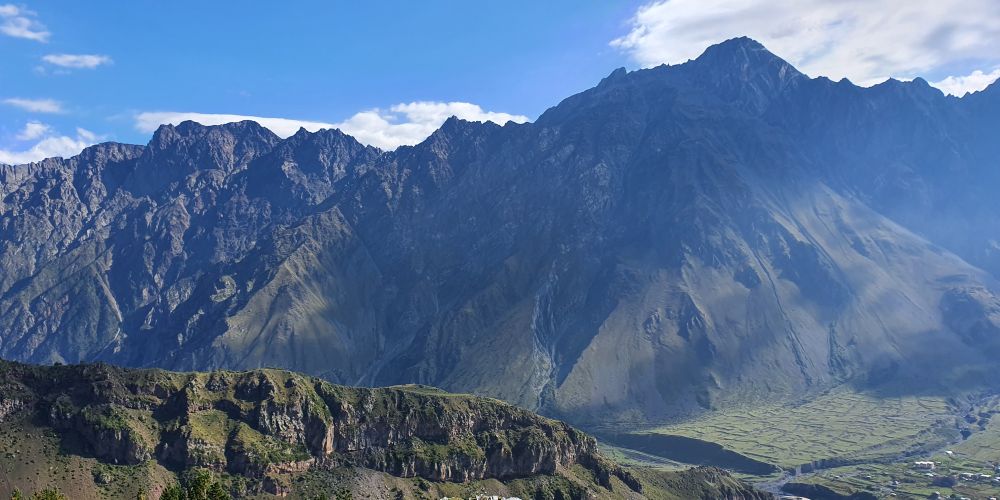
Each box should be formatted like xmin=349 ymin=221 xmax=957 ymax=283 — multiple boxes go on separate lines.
xmin=0 ymin=361 xmax=767 ymax=499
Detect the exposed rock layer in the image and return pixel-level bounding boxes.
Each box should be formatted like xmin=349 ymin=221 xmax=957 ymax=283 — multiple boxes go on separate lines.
xmin=0 ymin=360 xmax=637 ymax=491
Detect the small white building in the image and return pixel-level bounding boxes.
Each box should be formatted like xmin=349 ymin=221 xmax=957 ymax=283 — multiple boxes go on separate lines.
xmin=913 ymin=461 xmax=936 ymax=470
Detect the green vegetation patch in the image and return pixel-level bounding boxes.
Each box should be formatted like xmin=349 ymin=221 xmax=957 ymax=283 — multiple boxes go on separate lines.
xmin=187 ymin=410 xmax=232 ymax=446
xmin=79 ymin=405 xmax=131 ymax=432
xmin=229 ymin=422 xmax=310 ymax=468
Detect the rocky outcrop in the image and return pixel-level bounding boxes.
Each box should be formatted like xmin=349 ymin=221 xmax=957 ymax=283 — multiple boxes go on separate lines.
xmin=46 ymin=401 xmax=154 ymax=465
xmin=0 ymin=360 xmax=637 ymax=491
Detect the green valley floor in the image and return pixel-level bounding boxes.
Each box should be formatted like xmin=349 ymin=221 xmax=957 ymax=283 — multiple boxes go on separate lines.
xmin=605 ymin=387 xmax=1000 ymax=499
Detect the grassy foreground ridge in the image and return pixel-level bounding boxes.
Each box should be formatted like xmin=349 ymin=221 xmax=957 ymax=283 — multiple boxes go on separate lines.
xmin=0 ymin=360 xmax=767 ymax=499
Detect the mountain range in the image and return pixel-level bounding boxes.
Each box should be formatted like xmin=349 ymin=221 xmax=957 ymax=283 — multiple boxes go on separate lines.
xmin=2 ymin=37 xmax=1000 ymax=428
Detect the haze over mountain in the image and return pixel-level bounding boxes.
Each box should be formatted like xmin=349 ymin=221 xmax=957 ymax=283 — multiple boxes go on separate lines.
xmin=2 ymin=38 xmax=1000 ymax=427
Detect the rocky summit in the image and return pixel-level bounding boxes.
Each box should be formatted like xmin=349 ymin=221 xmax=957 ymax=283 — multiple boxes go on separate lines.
xmin=2 ymin=37 xmax=1000 ymax=427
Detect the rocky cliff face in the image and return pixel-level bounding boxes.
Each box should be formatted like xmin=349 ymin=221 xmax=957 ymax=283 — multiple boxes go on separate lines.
xmin=2 ymin=37 xmax=1000 ymax=426
xmin=0 ymin=360 xmax=638 ymax=494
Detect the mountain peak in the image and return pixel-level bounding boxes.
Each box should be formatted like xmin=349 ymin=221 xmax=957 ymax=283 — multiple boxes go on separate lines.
xmin=684 ymin=37 xmax=804 ymax=113
xmin=870 ymin=77 xmax=944 ymax=102
xmin=151 ymin=119 xmax=279 ymax=144
xmin=707 ymin=36 xmax=766 ymax=53
xmin=693 ymin=37 xmax=800 ymax=77
xmin=598 ymin=67 xmax=628 ymax=87
xmin=427 ymin=115 xmax=499 ymax=142
xmin=133 ymin=119 xmax=282 ymax=195
xmin=440 ymin=115 xmax=466 ymax=129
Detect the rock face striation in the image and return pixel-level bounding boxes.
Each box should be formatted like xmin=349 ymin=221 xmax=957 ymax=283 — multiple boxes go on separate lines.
xmin=3 ymin=37 xmax=1000 ymax=425
xmin=0 ymin=360 xmax=637 ymax=492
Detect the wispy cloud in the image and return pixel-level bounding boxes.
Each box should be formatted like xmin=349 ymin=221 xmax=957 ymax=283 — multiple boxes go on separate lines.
xmin=3 ymin=97 xmax=63 ymax=113
xmin=0 ymin=4 xmax=49 ymax=42
xmin=611 ymin=0 xmax=1000 ymax=88
xmin=932 ymin=68 xmax=1000 ymax=97
xmin=42 ymin=53 xmax=113 ymax=69
xmin=15 ymin=120 xmax=51 ymax=140
xmin=135 ymin=101 xmax=529 ymax=150
xmin=0 ymin=127 xmax=99 ymax=165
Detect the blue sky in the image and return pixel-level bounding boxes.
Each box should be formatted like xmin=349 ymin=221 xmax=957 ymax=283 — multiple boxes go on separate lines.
xmin=0 ymin=1 xmax=639 ymax=157
xmin=2 ymin=1 xmax=999 ymax=163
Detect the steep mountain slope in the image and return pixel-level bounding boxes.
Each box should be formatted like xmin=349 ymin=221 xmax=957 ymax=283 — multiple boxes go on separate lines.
xmin=2 ymin=38 xmax=1000 ymax=426
xmin=0 ymin=361 xmax=768 ymax=500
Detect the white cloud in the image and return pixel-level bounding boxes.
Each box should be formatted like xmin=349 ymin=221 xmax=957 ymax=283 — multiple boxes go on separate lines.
xmin=932 ymin=68 xmax=1000 ymax=97
xmin=2 ymin=97 xmax=63 ymax=113
xmin=135 ymin=102 xmax=529 ymax=150
xmin=15 ymin=120 xmax=50 ymax=140
xmin=0 ymin=4 xmax=49 ymax=42
xmin=0 ymin=127 xmax=100 ymax=165
xmin=611 ymin=0 xmax=1000 ymax=87
xmin=42 ymin=53 xmax=113 ymax=69
xmin=135 ymin=112 xmax=338 ymax=139
xmin=335 ymin=102 xmax=529 ymax=150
